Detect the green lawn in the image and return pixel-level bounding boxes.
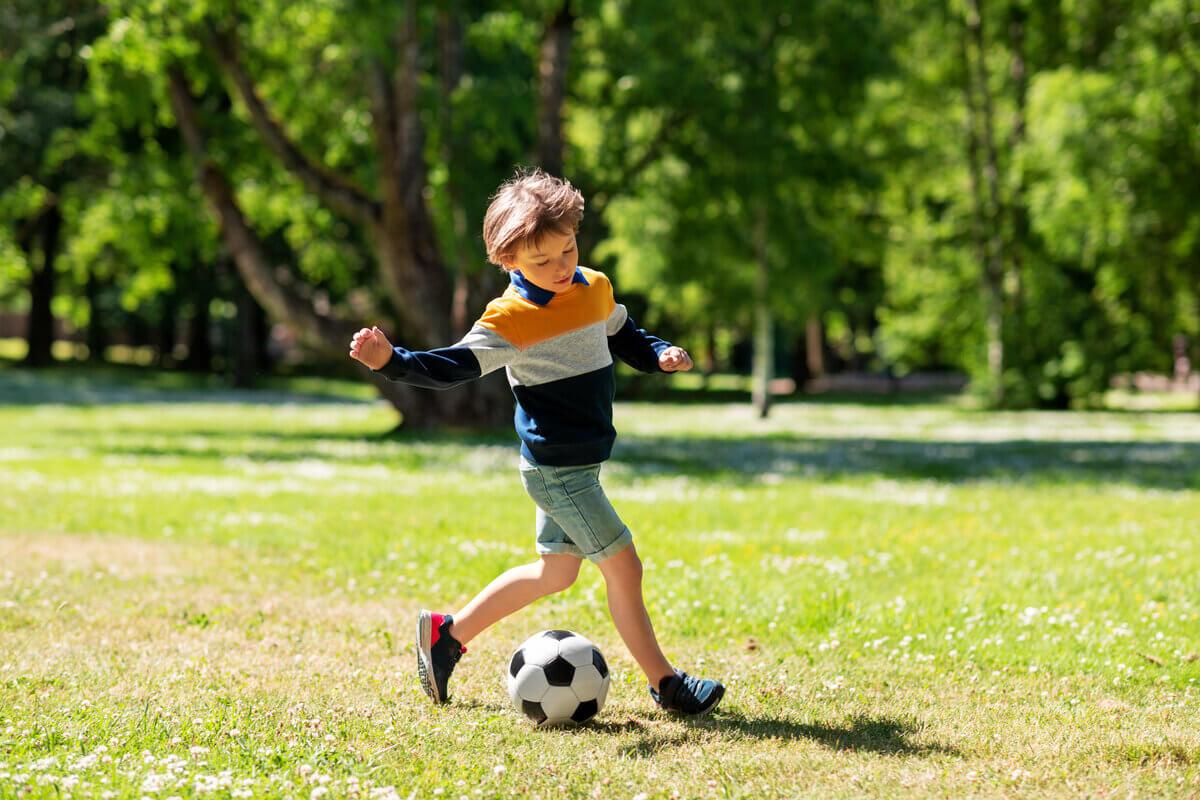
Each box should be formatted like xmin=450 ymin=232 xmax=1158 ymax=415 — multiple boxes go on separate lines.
xmin=1 ymin=367 xmax=1198 ymax=799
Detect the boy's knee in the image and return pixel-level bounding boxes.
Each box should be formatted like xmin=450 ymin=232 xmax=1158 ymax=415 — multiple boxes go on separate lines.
xmin=543 ymin=571 xmax=576 ymax=594
xmin=540 ymin=559 xmax=580 ymax=593
xmin=626 ymin=554 xmax=643 ymax=581
xmin=600 ymin=545 xmax=642 ymax=583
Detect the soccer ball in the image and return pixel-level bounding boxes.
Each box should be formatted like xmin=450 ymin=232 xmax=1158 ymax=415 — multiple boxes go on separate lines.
xmin=507 ymin=630 xmax=610 ymax=726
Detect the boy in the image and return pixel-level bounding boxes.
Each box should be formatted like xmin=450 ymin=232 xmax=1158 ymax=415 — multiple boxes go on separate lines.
xmin=348 ymin=168 xmax=724 ymax=716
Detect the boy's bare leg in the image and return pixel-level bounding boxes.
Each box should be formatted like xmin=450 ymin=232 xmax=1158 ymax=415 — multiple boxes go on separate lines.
xmin=596 ymin=543 xmax=674 ymax=685
xmin=448 ymin=554 xmax=581 ymax=645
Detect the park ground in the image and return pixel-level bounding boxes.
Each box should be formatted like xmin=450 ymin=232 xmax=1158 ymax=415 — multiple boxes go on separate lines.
xmin=1 ymin=367 xmax=1198 ymax=799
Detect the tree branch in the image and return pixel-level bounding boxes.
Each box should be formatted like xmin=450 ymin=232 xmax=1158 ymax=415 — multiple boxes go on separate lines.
xmin=393 ymin=1 xmax=427 ymax=203
xmin=167 ymin=66 xmax=352 ymax=355
xmin=536 ymin=3 xmax=575 ymax=176
xmin=389 ymin=1 xmax=453 ymax=335
xmin=590 ymin=109 xmax=689 ymax=211
xmin=205 ymin=24 xmax=382 ymax=227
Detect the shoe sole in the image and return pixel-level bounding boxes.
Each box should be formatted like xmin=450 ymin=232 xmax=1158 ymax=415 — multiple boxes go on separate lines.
xmin=695 ymin=685 xmax=725 ymax=716
xmin=416 ymin=610 xmax=441 ymax=703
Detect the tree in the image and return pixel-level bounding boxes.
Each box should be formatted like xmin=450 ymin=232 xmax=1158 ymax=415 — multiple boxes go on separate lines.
xmin=89 ymin=0 xmax=580 ymax=427
xmin=1017 ymin=0 xmax=1200 ymax=403
xmin=0 ymin=0 xmax=109 ymax=366
xmin=577 ymin=0 xmax=890 ymax=414
xmin=872 ymin=0 xmax=1199 ymax=408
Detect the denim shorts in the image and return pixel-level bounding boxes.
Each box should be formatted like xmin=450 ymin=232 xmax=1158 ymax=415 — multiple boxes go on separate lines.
xmin=518 ymin=457 xmax=633 ymax=563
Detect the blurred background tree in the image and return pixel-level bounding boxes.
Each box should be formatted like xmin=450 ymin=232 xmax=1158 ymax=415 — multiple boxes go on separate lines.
xmin=0 ymin=0 xmax=109 ymax=367
xmin=1 ymin=0 xmax=1196 ymax=417
xmin=873 ymin=0 xmax=1199 ymax=408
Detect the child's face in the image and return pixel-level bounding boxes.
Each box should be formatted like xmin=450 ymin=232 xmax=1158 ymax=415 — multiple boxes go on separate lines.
xmin=507 ymin=230 xmax=579 ymax=292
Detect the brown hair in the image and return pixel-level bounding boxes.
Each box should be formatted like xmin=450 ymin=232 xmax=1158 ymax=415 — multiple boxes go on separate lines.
xmin=482 ymin=168 xmax=584 ymax=267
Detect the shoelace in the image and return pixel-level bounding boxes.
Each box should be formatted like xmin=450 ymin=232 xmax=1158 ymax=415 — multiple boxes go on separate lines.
xmin=679 ymin=674 xmax=711 ymax=701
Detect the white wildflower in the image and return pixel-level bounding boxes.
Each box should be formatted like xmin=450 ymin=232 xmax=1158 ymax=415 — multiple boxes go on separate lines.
xmin=70 ymin=754 xmax=99 ymax=771
xmin=141 ymin=772 xmax=173 ymax=793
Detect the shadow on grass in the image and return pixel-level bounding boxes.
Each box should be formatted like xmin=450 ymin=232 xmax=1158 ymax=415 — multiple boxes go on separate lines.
xmin=32 ymin=422 xmax=1200 ymax=489
xmin=452 ymin=701 xmax=957 ymax=759
xmin=7 ymin=366 xmax=1198 ymax=489
xmin=715 ymin=711 xmax=958 ymax=757
xmin=0 ymin=364 xmax=372 ymax=406
xmin=613 ymin=435 xmax=1200 ymax=490
xmin=609 ymin=712 xmax=959 ymax=759
xmin=620 ymin=380 xmax=964 ymax=408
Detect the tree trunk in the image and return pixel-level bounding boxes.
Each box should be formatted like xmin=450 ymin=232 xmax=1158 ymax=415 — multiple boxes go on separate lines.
xmin=805 ymin=315 xmax=826 ymax=379
xmin=232 ymin=282 xmax=263 ymax=388
xmin=169 ymin=57 xmax=511 ymax=429
xmin=436 ymin=4 xmax=473 ymax=335
xmin=1006 ymin=2 xmax=1029 ymax=327
xmin=750 ymin=211 xmax=772 ymax=418
xmin=157 ymin=287 xmax=178 ymax=367
xmin=1192 ymin=301 xmax=1200 ymax=406
xmin=704 ymin=325 xmax=717 ymax=375
xmin=85 ymin=269 xmax=108 ymax=363
xmin=536 ymin=3 xmax=575 ymax=176
xmin=962 ymin=1 xmax=1006 ymax=406
xmin=182 ymin=284 xmax=213 ymax=372
xmin=23 ymin=205 xmax=61 ymax=368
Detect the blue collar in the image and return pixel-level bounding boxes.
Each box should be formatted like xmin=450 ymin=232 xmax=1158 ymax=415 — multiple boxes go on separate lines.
xmin=509 ymin=268 xmax=589 ymax=306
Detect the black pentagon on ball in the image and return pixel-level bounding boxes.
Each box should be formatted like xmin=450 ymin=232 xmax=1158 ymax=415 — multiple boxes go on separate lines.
xmin=544 ymin=629 xmax=575 ymax=641
xmin=542 ymin=655 xmax=576 ymax=687
xmin=592 ymin=648 xmax=608 ymax=678
xmin=571 ymin=699 xmax=599 ymax=724
xmin=521 ymin=699 xmax=547 ymax=725
xmin=508 ymin=649 xmax=525 ymax=678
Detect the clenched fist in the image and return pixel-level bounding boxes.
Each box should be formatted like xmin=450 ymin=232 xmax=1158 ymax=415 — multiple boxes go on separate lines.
xmin=349 ymin=326 xmax=395 ymax=371
xmin=658 ymin=346 xmax=693 ymax=372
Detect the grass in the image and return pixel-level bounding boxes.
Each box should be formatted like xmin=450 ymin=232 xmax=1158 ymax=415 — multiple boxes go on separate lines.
xmin=1 ymin=366 xmax=1199 ymax=799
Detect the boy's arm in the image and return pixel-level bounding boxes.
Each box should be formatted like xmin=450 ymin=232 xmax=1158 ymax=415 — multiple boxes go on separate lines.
xmin=606 ymin=304 xmax=687 ymax=373
xmin=350 ymin=325 xmax=516 ymax=390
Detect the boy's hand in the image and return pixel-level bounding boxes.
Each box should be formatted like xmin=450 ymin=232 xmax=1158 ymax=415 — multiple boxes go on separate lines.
xmin=349 ymin=326 xmax=395 ymax=371
xmin=658 ymin=346 xmax=693 ymax=372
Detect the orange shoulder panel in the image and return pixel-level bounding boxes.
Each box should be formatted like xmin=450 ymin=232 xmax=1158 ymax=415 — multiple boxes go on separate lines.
xmin=475 ymin=290 xmax=533 ymax=348
xmin=579 ymin=267 xmax=617 ymax=316
xmin=475 ymin=274 xmax=616 ymax=351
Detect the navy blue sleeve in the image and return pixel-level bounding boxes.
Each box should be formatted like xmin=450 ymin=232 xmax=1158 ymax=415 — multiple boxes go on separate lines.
xmin=607 ymin=316 xmax=671 ymax=374
xmin=373 ymin=345 xmax=484 ymax=390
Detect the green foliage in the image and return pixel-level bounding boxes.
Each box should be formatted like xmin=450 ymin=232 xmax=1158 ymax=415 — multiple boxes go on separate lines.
xmin=2 ymin=0 xmax=1198 ymax=402
xmin=581 ymin=0 xmax=892 ymax=348
xmin=868 ymin=0 xmax=1200 ymax=407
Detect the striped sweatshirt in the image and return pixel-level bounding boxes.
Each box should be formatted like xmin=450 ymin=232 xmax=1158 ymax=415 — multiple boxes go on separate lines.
xmin=375 ymin=266 xmax=672 ymax=466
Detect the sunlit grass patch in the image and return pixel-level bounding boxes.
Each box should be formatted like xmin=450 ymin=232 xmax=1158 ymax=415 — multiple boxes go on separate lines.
xmin=2 ymin=371 xmax=1199 ymax=798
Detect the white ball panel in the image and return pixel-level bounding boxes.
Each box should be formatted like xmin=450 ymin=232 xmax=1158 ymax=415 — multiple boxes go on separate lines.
xmin=513 ymin=664 xmax=550 ymax=702
xmin=595 ymin=676 xmax=609 ymax=709
xmin=520 ymin=636 xmax=561 ymax=667
xmin=539 ymin=685 xmax=580 ymax=722
xmin=558 ymin=636 xmax=596 ymax=668
xmin=569 ymin=664 xmax=605 ymax=702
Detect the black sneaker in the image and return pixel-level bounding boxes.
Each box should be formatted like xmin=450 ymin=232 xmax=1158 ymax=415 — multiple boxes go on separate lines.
xmin=416 ymin=610 xmax=464 ymax=703
xmin=650 ymin=669 xmax=725 ymax=716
